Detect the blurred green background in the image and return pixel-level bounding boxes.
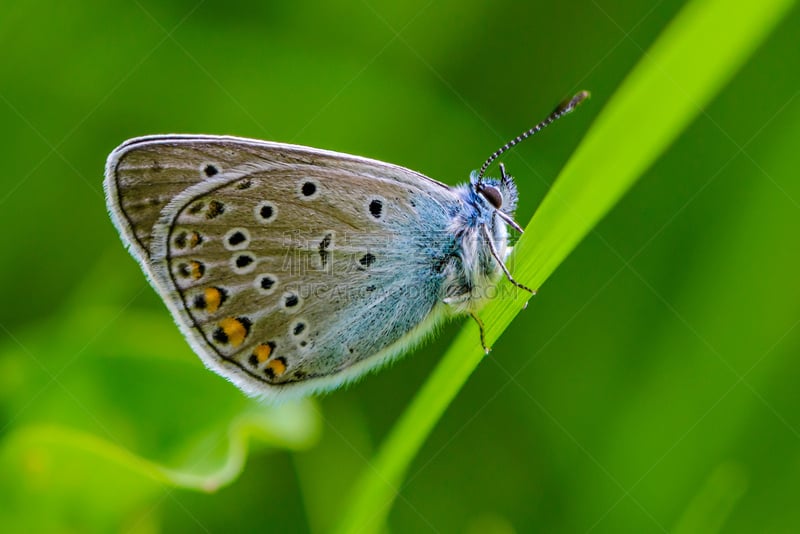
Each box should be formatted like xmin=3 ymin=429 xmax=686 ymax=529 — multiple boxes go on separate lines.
xmin=2 ymin=0 xmax=799 ymax=532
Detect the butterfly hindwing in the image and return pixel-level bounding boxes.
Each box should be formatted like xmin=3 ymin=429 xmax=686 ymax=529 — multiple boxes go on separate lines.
xmin=105 ymin=135 xmax=461 ymax=398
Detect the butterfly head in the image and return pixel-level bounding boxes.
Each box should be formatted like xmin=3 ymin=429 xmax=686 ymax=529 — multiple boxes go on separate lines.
xmin=471 ymin=165 xmax=518 ymax=217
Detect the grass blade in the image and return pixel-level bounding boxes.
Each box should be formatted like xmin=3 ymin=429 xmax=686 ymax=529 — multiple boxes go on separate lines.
xmin=335 ymin=0 xmax=795 ymax=531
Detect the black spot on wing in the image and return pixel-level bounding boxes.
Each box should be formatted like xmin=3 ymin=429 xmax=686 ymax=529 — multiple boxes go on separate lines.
xmin=319 ymin=233 xmax=332 ymax=268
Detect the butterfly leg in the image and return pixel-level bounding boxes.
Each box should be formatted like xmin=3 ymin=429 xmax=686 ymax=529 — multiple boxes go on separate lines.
xmin=470 ymin=312 xmax=490 ymax=354
xmin=482 ymin=225 xmax=536 ymax=295
xmin=495 ymin=208 xmax=524 ymax=234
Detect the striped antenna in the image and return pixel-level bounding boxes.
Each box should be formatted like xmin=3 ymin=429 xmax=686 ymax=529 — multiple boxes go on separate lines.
xmin=476 ymin=90 xmax=590 ymax=183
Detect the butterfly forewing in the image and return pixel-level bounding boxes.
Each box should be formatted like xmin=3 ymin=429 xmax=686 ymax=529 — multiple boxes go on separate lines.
xmin=106 ymin=135 xmax=459 ymax=397
xmin=107 ymin=137 xmax=280 ymax=256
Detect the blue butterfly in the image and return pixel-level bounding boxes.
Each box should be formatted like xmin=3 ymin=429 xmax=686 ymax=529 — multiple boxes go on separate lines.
xmin=104 ymin=91 xmax=588 ymax=399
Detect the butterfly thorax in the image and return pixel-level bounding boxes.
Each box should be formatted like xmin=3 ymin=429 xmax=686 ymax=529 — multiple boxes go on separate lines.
xmin=440 ymin=178 xmax=517 ymax=314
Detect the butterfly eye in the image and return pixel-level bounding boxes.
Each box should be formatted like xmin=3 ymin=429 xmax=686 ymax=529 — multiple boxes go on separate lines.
xmin=479 ymin=185 xmax=503 ymax=209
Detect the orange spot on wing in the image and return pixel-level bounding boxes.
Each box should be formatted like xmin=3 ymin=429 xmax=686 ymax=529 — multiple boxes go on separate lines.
xmin=189 ymin=261 xmax=204 ymax=280
xmin=205 ymin=287 xmax=222 ymax=313
xmin=266 ymin=357 xmax=286 ymax=377
xmin=189 ymin=231 xmax=202 ymax=248
xmin=219 ymin=317 xmax=249 ymax=347
xmin=254 ymin=344 xmax=272 ymax=363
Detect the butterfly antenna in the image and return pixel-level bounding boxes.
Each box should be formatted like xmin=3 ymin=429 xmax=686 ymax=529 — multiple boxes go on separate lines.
xmin=476 ymin=90 xmax=590 ymax=183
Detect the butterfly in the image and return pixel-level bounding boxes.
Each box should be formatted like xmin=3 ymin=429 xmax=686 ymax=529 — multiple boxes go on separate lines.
xmin=104 ymin=91 xmax=588 ymax=400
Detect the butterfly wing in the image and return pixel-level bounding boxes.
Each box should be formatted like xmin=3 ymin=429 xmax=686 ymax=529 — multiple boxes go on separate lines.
xmin=105 ymin=135 xmax=461 ymax=398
